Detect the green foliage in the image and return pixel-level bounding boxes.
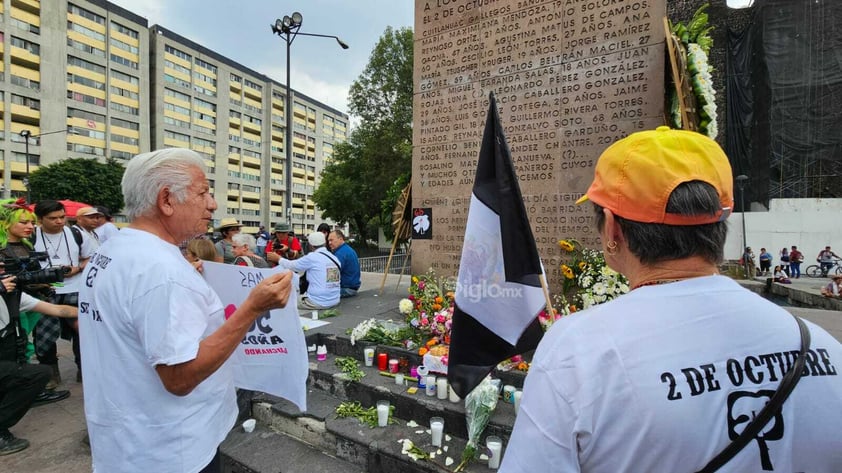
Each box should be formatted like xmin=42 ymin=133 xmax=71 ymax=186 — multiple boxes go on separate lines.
xmin=335 ymin=401 xmax=394 ymax=429
xmin=28 ymin=158 xmax=124 ymax=211
xmin=314 ymin=27 xmax=413 ymax=243
xmin=335 ymin=356 xmax=366 ymax=382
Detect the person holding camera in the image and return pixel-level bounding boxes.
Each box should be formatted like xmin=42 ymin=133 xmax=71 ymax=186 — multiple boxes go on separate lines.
xmin=32 ymin=200 xmax=97 ymax=386
xmin=0 ymin=198 xmax=79 ymax=455
xmin=265 ymin=223 xmax=302 ymax=265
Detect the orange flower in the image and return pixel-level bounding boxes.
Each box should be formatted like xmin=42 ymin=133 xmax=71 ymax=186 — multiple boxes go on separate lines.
xmin=434 ymin=296 xmax=443 ymax=304
xmin=426 ymin=339 xmax=438 ymax=347
xmin=569 ymin=305 xmax=577 ymax=313
xmin=517 ymin=362 xmax=529 ymax=371
xmin=419 ymin=347 xmax=428 ymax=356
xmin=446 ymin=291 xmax=455 ymax=299
xmin=432 ymin=303 xmax=442 ymax=311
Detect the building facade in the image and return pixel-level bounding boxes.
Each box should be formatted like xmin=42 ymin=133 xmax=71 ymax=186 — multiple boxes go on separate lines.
xmin=0 ymin=0 xmax=149 ymax=198
xmin=0 ymin=0 xmax=347 ymax=234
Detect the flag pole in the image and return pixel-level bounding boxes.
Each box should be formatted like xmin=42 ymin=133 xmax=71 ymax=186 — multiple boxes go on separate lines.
xmin=538 ymin=274 xmax=554 ymax=315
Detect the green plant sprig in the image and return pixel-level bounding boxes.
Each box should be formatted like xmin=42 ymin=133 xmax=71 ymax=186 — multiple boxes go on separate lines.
xmin=335 ymin=356 xmax=366 ymax=382
xmin=335 ymin=401 xmax=395 ymax=428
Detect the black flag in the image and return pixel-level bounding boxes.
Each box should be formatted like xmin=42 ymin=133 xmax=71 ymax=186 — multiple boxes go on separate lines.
xmin=447 ymin=92 xmax=546 ymax=399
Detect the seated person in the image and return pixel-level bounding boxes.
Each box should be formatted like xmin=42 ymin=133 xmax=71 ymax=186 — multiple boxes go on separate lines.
xmin=821 ymin=275 xmax=842 ymax=297
xmin=773 ymin=265 xmax=791 ymax=284
xmin=275 ymin=232 xmax=340 ymax=310
xmin=265 ymin=223 xmax=302 ymax=265
xmin=328 ymin=230 xmax=361 ymax=298
xmin=231 ymin=233 xmax=269 ymax=268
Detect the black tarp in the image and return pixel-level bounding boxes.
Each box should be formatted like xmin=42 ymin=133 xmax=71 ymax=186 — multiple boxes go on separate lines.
xmin=727 ymin=0 xmax=842 ymax=206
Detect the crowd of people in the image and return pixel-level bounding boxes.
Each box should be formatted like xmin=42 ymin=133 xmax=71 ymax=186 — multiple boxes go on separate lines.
xmin=743 ymin=244 xmax=840 ymax=280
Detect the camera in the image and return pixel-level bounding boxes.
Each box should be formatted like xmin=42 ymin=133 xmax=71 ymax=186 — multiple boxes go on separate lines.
xmin=2 ymin=251 xmax=65 ymax=288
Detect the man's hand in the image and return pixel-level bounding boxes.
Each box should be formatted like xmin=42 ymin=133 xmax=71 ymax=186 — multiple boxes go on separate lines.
xmin=1 ymin=276 xmax=16 ymax=293
xmin=242 ymin=270 xmax=293 ymax=314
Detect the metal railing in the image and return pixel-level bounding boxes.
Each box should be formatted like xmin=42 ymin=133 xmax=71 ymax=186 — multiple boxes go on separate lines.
xmin=359 ymin=254 xmax=411 ymax=274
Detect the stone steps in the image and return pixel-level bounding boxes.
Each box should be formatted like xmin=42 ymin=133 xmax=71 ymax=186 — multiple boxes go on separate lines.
xmin=234 ymin=332 xmax=525 ymax=472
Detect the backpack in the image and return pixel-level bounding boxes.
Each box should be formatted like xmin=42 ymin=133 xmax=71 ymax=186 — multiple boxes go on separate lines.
xmin=30 ymin=226 xmax=84 ymax=251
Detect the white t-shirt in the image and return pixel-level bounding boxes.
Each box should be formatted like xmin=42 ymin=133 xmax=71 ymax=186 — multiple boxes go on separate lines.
xmin=0 ymin=292 xmax=39 ymax=330
xmin=502 ymin=276 xmax=842 ymax=473
xmin=276 ymin=247 xmax=340 ymax=307
xmin=94 ymin=221 xmax=119 ymax=243
xmin=78 ymin=228 xmax=237 ymax=473
xmin=34 ymin=226 xmax=97 ymax=294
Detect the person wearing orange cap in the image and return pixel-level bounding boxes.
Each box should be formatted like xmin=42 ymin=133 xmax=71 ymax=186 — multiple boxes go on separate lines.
xmin=502 ymin=127 xmax=842 ymax=473
xmin=74 ymin=206 xmax=104 ymax=249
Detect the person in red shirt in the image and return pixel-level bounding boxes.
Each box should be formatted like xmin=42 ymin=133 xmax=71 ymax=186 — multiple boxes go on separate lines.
xmin=789 ymin=245 xmax=804 ymax=278
xmin=265 ymin=223 xmax=302 ymax=266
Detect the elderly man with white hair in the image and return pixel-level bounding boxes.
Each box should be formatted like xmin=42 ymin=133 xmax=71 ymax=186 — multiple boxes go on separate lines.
xmin=78 ymin=148 xmax=293 ymax=473
xmin=275 ymin=231 xmax=341 ymax=310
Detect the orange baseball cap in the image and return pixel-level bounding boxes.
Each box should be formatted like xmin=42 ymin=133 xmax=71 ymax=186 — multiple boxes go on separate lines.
xmin=576 ymin=126 xmax=733 ymax=225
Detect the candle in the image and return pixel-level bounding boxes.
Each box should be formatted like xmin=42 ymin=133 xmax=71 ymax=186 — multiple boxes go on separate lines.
xmin=436 ymin=377 xmax=448 ymax=400
xmin=395 ymin=373 xmax=405 ymax=385
xmin=388 ymin=358 xmax=399 ymax=374
xmin=377 ymin=353 xmax=388 ymax=371
xmin=514 ymin=390 xmax=523 ymax=413
xmin=363 ymin=348 xmax=374 ymax=367
xmin=376 ymin=400 xmax=390 ymax=427
xmin=316 ymin=345 xmax=327 ymax=362
xmin=311 ymin=310 xmax=318 ymax=321
xmin=430 ymin=417 xmax=444 ymax=447
xmin=425 ymin=375 xmax=437 ymax=396
xmin=486 ymin=436 xmax=503 ymax=469
xmin=502 ymin=385 xmax=516 ymax=404
xmin=448 ymin=385 xmax=460 ymax=403
xmin=410 ymin=365 xmax=418 ymax=378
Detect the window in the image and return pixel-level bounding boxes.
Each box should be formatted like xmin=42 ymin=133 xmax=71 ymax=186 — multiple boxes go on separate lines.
xmin=69 ymin=56 xmax=105 ymax=74
xmin=230 ymin=110 xmax=242 ymax=119
xmin=110 ymin=54 xmax=138 ymax=69
xmin=110 ymin=85 xmax=138 ymax=100
xmin=164 ymin=88 xmax=191 ymax=102
xmin=111 ymin=150 xmax=133 ymax=160
xmin=110 ymin=21 xmax=139 ymax=39
xmin=244 ymin=79 xmax=262 ymax=91
xmin=230 ymin=74 xmax=242 ymax=83
xmin=193 ymin=112 xmax=216 ymax=124
xmin=109 ymin=37 xmax=139 ymax=54
xmin=164 ymin=59 xmax=190 ymax=75
xmin=111 ymin=134 xmax=138 ymax=146
xmin=10 ymin=18 xmax=40 ymax=35
xmin=67 ymin=143 xmax=105 ymax=156
xmin=164 ymin=102 xmax=190 ymax=115
xmin=11 ymin=75 xmax=40 ymax=91
xmin=243 ymin=149 xmax=261 ymax=159
xmin=68 ymin=73 xmax=105 ymax=90
xmin=163 ymin=116 xmax=190 ymax=128
xmin=194 ymin=98 xmax=216 ymax=111
xmin=194 ymin=58 xmax=217 ymax=74
xmin=193 ymin=123 xmax=215 ymax=135
xmin=110 ymin=117 xmax=139 ymax=130
xmin=11 ymin=94 xmax=41 ymax=110
xmin=164 ymin=45 xmax=191 ymax=62
xmin=193 ymin=71 xmax=216 ymax=86
xmin=163 ymin=74 xmax=190 ymax=89
xmin=245 ymin=115 xmax=262 ymax=126
xmin=68 ymin=3 xmax=106 ymax=24
xmin=67 ymin=38 xmax=105 ymax=57
xmin=11 ymin=36 xmax=40 ymax=55
xmin=74 ymin=128 xmax=106 ymax=140
xmin=68 ymin=108 xmax=106 ymax=124
xmin=110 ymin=102 xmax=138 ymax=115
xmin=193 ymin=84 xmax=216 ymax=98
xmin=164 ymin=130 xmax=190 ymax=143
xmin=111 ymin=69 xmax=139 ymax=85
xmin=67 ymin=21 xmax=105 ymax=41
xmin=194 ymin=137 xmax=215 ymax=149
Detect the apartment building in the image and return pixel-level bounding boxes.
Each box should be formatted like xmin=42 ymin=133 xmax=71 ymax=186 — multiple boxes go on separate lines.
xmin=0 ymin=0 xmax=348 ymax=235
xmin=0 ymin=0 xmax=149 ymax=198
xmin=150 ymin=25 xmax=347 ymax=235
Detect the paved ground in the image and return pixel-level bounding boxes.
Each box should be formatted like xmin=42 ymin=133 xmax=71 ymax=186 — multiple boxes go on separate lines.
xmin=2 ymin=271 xmax=840 ymax=473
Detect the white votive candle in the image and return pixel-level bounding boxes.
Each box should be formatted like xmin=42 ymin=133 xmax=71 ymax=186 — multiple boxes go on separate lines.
xmin=425 ymin=375 xmax=437 ymax=396
xmin=395 ymin=373 xmax=405 ymax=385
xmin=363 ymin=348 xmax=374 ymax=367
xmin=448 ymin=385 xmax=460 ymax=403
xmin=376 ymin=400 xmax=390 ymax=427
xmin=514 ymin=390 xmax=523 ymax=413
xmin=436 ymin=377 xmax=448 ymax=400
xmin=430 ymin=417 xmax=444 ymax=447
xmin=487 ymin=436 xmax=503 ymax=469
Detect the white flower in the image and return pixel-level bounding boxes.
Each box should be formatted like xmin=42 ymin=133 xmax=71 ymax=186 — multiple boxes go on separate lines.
xmin=592 ymin=282 xmax=607 ymax=296
xmin=399 ymin=298 xmax=413 ymax=314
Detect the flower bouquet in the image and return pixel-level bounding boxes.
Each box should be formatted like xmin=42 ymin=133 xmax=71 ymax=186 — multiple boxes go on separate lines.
xmin=454 ymin=377 xmax=499 ymax=472
xmin=557 ymin=239 xmax=629 ymax=318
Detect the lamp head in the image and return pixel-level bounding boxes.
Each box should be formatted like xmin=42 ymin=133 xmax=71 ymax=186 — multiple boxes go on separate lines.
xmin=337 ymin=38 xmax=350 ymax=49
xmin=20 ymin=130 xmax=31 ymax=138
xmin=272 ymin=18 xmax=284 ymax=34
xmin=291 ymin=12 xmax=303 ymax=25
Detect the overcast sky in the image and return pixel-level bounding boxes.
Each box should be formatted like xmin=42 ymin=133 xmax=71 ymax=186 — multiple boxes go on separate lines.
xmin=110 ymin=0 xmax=414 ymax=118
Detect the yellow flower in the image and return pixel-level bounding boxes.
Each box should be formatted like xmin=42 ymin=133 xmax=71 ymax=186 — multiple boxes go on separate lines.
xmin=412 ymin=276 xmax=419 ymax=284
xmin=558 ymin=240 xmax=575 ymax=252
xmin=578 ymin=261 xmax=587 ymax=270
xmin=561 ymin=265 xmax=574 ymax=279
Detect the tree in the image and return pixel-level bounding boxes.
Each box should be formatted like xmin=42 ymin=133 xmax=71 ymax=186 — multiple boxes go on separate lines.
xmin=28 ymin=158 xmax=125 ymax=212
xmin=314 ymin=27 xmax=413 ymax=243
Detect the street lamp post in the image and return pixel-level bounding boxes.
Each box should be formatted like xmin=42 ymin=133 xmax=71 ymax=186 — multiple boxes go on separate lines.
xmin=736 ymin=174 xmax=749 ymax=278
xmin=19 ymin=128 xmax=76 ymax=203
xmin=271 ymin=13 xmax=348 ymax=231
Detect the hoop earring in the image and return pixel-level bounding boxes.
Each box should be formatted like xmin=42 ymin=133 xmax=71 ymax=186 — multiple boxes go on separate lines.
xmin=606 ymin=240 xmax=618 ymax=255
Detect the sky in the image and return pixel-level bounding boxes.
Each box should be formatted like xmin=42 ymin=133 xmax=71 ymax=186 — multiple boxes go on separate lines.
xmin=110 ymin=0 xmax=415 ymax=119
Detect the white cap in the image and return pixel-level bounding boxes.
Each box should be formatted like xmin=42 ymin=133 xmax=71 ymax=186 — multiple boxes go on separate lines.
xmin=307 ymin=231 xmax=326 ymax=247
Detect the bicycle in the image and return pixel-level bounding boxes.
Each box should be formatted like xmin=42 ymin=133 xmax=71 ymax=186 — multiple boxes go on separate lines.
xmin=805 ymin=258 xmax=842 ymax=277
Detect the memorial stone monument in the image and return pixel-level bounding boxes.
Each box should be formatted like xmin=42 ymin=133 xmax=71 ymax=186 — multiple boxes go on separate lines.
xmin=412 ymin=0 xmax=667 ymax=291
